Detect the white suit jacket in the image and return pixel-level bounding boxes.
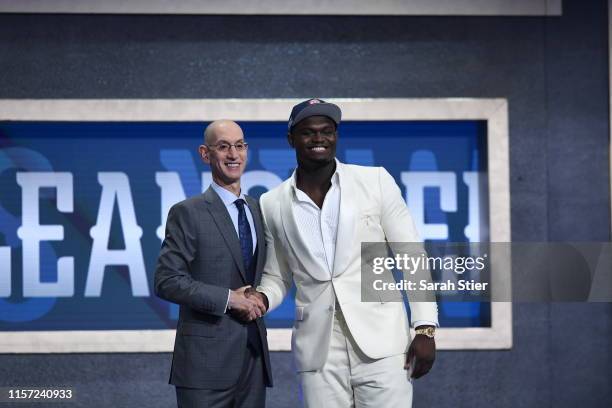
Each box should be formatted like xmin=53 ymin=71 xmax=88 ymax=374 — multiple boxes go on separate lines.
xmin=257 ymin=162 xmax=439 ymax=372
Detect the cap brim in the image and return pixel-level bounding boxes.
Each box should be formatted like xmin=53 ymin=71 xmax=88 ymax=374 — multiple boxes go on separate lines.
xmin=291 ymin=103 xmax=342 ymax=129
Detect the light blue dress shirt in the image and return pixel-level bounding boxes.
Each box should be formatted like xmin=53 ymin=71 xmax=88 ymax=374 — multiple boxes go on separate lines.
xmin=210 ymin=181 xmax=258 ymax=253
xmin=210 ymin=181 xmax=258 ymax=312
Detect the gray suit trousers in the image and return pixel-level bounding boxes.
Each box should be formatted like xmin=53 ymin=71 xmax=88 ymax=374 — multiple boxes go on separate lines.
xmin=175 ymin=345 xmax=266 ymax=408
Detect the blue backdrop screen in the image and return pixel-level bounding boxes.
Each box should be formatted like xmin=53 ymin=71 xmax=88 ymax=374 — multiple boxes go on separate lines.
xmin=0 ymin=120 xmax=489 ymax=331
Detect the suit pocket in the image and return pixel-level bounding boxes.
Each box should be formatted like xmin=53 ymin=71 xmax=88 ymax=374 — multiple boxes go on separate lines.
xmin=360 ymin=212 xmax=386 ymax=241
xmin=361 ymin=212 xmax=381 ymax=225
xmin=178 ymin=321 xmax=217 ymax=337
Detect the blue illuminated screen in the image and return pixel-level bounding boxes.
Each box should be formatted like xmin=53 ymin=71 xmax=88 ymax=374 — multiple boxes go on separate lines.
xmin=0 ymin=121 xmax=489 ymax=331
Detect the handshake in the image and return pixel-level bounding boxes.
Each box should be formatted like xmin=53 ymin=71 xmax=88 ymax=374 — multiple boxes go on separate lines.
xmin=227 ymin=286 xmax=269 ymax=322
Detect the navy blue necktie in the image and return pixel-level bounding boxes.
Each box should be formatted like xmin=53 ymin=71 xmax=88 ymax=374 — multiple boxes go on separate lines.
xmin=234 ymin=199 xmax=254 ymax=284
xmin=234 ymin=198 xmax=261 ymax=353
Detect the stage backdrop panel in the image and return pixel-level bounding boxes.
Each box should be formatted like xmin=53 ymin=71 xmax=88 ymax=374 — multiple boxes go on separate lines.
xmin=0 ymin=98 xmax=511 ymax=352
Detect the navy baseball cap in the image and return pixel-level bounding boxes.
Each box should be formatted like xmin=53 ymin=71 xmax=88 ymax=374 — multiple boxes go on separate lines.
xmin=288 ymin=98 xmax=342 ymax=131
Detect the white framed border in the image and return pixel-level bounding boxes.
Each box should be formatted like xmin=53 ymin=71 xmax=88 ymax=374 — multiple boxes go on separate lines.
xmin=0 ymin=0 xmax=561 ymax=16
xmin=0 ymin=98 xmax=512 ymax=352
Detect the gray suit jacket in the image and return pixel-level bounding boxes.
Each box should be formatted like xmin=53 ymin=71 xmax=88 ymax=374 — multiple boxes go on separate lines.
xmin=154 ymin=187 xmax=272 ymax=389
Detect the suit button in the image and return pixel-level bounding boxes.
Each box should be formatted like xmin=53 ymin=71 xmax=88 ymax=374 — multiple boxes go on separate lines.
xmin=328 ymin=305 xmax=334 ymax=312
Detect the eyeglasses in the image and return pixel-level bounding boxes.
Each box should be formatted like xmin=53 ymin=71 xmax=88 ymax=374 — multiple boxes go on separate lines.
xmin=206 ymin=141 xmax=249 ymax=153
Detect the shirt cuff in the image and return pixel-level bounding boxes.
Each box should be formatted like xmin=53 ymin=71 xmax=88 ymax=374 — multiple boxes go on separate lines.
xmin=224 ymin=289 xmax=231 ymax=313
xmin=412 ymin=320 xmax=438 ymax=328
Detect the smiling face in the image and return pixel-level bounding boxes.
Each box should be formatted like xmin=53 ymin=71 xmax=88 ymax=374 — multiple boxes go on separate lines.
xmin=288 ymin=115 xmax=337 ymax=167
xmin=199 ymin=120 xmax=247 ymax=189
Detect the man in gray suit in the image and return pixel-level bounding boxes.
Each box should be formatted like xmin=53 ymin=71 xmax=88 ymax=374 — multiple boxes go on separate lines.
xmin=155 ymin=120 xmax=272 ymax=408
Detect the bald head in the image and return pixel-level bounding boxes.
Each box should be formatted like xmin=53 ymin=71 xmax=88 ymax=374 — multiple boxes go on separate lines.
xmin=199 ymin=120 xmax=247 ymax=194
xmin=204 ymin=120 xmax=244 ymax=145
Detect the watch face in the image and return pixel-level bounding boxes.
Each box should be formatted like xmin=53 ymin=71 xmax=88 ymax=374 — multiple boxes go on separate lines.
xmin=415 ymin=327 xmax=435 ymax=338
xmin=422 ymin=327 xmax=435 ymax=337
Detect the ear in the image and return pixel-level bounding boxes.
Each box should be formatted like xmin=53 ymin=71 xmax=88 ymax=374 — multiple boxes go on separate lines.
xmin=198 ymin=145 xmax=210 ymax=164
xmin=287 ymin=132 xmax=295 ymax=148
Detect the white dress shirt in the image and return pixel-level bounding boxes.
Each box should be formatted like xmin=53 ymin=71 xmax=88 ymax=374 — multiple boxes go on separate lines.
xmin=210 ymin=181 xmax=257 ymax=312
xmin=289 ymin=168 xmax=341 ymax=277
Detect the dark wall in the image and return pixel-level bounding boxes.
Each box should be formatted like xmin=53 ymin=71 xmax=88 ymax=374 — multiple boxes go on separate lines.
xmin=1 ymin=1 xmax=610 ymax=407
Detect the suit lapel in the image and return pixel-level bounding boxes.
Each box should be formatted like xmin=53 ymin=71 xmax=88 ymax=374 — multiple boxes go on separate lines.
xmin=245 ymin=195 xmax=265 ymax=285
xmin=279 ymin=182 xmax=330 ymax=282
xmin=203 ymin=187 xmax=247 ymax=283
xmin=333 ymin=164 xmax=357 ymax=277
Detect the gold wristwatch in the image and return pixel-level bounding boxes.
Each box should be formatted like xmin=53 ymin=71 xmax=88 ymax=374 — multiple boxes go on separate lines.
xmin=415 ymin=326 xmax=436 ymax=338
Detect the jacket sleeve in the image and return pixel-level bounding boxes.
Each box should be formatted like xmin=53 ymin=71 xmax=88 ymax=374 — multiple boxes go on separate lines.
xmin=154 ymin=202 xmax=228 ymax=317
xmin=256 ymin=197 xmax=293 ymax=311
xmin=378 ymin=167 xmax=439 ymax=327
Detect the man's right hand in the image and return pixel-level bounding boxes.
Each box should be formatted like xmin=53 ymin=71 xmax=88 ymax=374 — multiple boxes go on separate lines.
xmin=228 ymin=286 xmax=266 ymax=322
xmin=245 ymin=288 xmax=269 ymax=312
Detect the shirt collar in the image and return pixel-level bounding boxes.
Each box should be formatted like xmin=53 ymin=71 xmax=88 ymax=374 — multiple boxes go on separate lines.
xmin=210 ymin=181 xmax=247 ymax=208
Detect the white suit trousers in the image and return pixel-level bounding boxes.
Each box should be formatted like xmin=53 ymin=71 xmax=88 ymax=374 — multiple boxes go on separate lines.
xmin=298 ymin=307 xmax=414 ymax=408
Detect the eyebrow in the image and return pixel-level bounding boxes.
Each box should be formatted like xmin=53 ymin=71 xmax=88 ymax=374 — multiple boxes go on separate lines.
xmin=212 ymin=139 xmax=245 ymax=144
xmin=296 ymin=125 xmax=335 ymax=131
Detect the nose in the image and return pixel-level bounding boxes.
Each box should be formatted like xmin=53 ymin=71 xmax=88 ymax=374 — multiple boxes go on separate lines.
xmin=312 ymin=131 xmax=326 ymax=141
xmin=226 ymin=147 xmax=239 ymax=158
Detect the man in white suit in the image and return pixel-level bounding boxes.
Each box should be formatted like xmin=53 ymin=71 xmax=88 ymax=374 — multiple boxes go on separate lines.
xmin=251 ymin=99 xmax=439 ymax=408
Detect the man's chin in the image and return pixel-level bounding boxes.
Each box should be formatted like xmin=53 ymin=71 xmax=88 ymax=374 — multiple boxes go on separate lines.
xmin=216 ymin=174 xmax=242 ymax=186
xmin=301 ymin=154 xmax=335 ymax=164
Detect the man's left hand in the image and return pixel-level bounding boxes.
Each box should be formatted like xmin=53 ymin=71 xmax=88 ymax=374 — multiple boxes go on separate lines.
xmin=405 ymin=328 xmax=436 ymax=379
